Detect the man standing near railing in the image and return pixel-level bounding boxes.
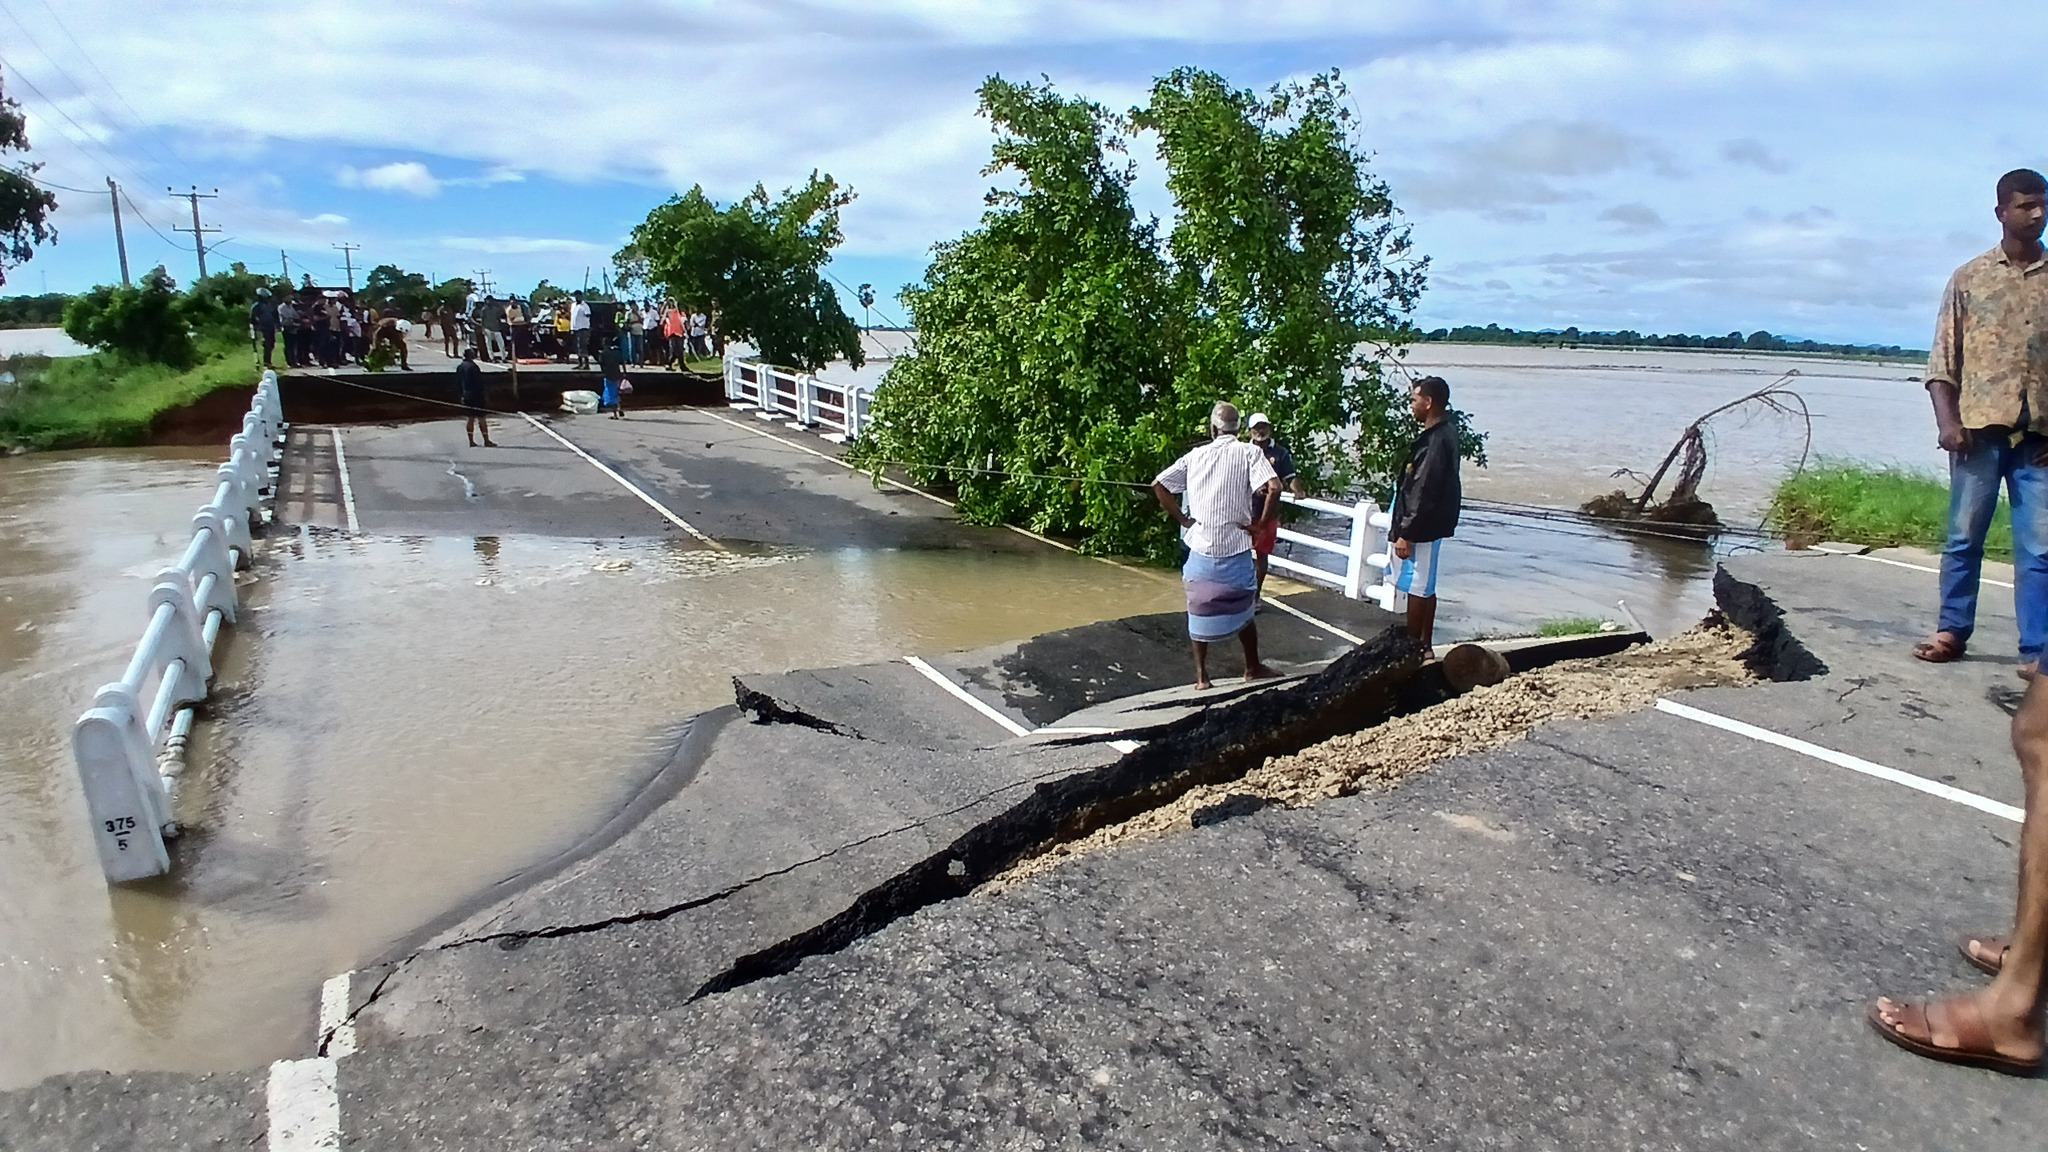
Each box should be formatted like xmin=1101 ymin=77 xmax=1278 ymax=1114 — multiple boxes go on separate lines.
xmin=1153 ymin=401 xmax=1283 ymax=690
xmin=1246 ymin=412 xmax=1305 ymax=595
xmin=1388 ymin=376 xmax=1461 ymax=651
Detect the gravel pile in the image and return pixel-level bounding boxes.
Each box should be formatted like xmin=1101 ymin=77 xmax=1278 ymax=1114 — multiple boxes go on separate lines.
xmin=994 ymin=618 xmax=1756 ymax=889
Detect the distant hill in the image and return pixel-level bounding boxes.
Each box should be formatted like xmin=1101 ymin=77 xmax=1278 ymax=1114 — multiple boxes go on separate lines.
xmin=1420 ymin=323 xmax=1923 ymax=360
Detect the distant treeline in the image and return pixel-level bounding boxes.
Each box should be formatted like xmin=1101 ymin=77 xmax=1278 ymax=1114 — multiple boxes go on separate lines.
xmin=0 ymin=293 xmax=72 ymax=329
xmin=1421 ymin=323 xmax=1924 ymax=360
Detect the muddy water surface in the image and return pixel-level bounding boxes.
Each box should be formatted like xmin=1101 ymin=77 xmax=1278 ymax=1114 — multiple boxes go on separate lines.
xmin=0 ymin=450 xmax=1179 ymax=1088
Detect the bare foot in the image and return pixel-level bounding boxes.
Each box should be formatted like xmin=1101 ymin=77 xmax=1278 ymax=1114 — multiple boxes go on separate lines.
xmin=1194 ymin=678 xmax=1213 ymax=691
xmin=1243 ymin=663 xmax=1282 ymax=682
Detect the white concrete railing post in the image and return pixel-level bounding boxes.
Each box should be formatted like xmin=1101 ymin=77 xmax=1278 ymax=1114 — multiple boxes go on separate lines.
xmin=846 ymin=386 xmax=865 ymax=440
xmin=1341 ymin=499 xmax=1374 ymax=599
xmin=795 ymin=374 xmax=816 ymax=427
xmin=71 ymin=368 xmax=282 ymax=884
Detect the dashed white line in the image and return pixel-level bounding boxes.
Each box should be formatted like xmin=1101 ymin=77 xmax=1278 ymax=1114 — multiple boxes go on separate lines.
xmin=1842 ymin=550 xmax=2013 ymax=590
xmin=329 ymin=428 xmax=360 ymax=536
xmin=519 ymin=414 xmax=721 ymax=547
xmin=266 ymin=1056 xmax=339 ymax=1151
xmin=1653 ymin=697 xmax=2023 ymax=823
xmin=318 ymin=972 xmax=356 ymax=1058
xmin=904 ymin=655 xmax=1031 ymax=737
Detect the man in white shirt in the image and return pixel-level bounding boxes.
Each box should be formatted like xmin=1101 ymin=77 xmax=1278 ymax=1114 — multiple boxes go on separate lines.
xmin=570 ymin=291 xmax=592 ymax=369
xmin=1152 ymin=401 xmax=1283 ymax=689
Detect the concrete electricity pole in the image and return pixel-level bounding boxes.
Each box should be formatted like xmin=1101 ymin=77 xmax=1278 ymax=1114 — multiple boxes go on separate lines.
xmin=280 ymin=250 xmax=291 ymax=282
xmin=107 ymin=178 xmax=131 ymax=287
xmin=333 ymin=243 xmax=361 ymax=291
xmin=169 ymin=187 xmax=219 ymax=280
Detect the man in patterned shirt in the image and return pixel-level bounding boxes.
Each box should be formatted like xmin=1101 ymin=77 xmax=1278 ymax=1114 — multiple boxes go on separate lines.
xmin=1912 ymin=168 xmax=2048 ymax=680
xmin=1873 ymin=168 xmax=2048 ymax=1078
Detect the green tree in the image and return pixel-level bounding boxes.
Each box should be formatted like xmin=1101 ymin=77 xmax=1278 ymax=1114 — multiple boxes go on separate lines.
xmin=359 ymin=263 xmax=436 ymax=317
xmin=854 ymin=69 xmax=1473 ymax=562
xmin=624 ymin=173 xmax=863 ymax=371
xmin=185 ymin=262 xmax=292 ymax=339
xmin=62 ymin=266 xmax=197 ymax=367
xmin=853 ymin=76 xmax=1178 ymax=558
xmin=528 ymin=279 xmax=569 ymax=305
xmin=431 ymin=277 xmax=472 ymax=312
xmin=0 ymin=79 xmax=56 ymax=288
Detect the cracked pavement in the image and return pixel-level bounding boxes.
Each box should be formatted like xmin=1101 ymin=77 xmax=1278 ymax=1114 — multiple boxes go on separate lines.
xmin=6 ymin=550 xmax=2048 ymax=1148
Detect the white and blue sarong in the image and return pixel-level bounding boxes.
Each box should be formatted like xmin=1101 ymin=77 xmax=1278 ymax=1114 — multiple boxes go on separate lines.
xmin=1183 ymin=549 xmax=1258 ymax=641
xmin=1393 ymin=538 xmax=1441 ymax=598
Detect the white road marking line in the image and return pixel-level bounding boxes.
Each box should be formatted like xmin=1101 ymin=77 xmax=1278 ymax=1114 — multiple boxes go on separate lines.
xmin=519 ymin=414 xmax=721 ymax=547
xmin=266 ymin=1057 xmax=340 ymax=1150
xmin=329 ymin=428 xmax=360 ymax=536
xmin=1653 ymin=698 xmax=2023 ymax=823
xmin=903 ymin=655 xmax=1031 ymax=737
xmin=1849 ymin=551 xmax=2012 ymax=590
xmin=318 ymin=972 xmax=356 ymax=1058
xmin=1109 ymin=739 xmax=1142 ymax=753
xmin=1262 ymin=595 xmax=1366 ymax=645
xmin=701 ymin=409 xmax=958 ymax=510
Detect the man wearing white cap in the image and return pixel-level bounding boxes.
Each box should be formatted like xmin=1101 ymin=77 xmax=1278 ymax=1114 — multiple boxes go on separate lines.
xmin=1246 ymin=412 xmax=1305 ymax=593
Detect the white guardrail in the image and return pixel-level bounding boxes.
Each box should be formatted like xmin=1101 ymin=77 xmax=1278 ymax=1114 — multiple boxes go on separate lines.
xmin=724 ymin=354 xmax=871 ymax=445
xmin=72 ymin=370 xmax=284 ymax=884
xmin=1271 ymin=494 xmax=1401 ymax=608
xmin=724 ymin=353 xmax=1402 ymax=607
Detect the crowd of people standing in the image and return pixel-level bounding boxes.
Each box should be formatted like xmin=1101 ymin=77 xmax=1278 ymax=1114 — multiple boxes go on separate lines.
xmin=249 ymin=287 xmax=411 ymax=371
xmin=435 ymin=292 xmax=719 ymax=369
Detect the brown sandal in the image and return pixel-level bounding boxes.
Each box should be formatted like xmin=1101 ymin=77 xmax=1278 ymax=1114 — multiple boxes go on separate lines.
xmin=1913 ymin=632 xmax=1966 ymax=663
xmin=1868 ymin=995 xmax=2043 ymax=1076
xmin=1958 ymin=933 xmax=2010 ymax=976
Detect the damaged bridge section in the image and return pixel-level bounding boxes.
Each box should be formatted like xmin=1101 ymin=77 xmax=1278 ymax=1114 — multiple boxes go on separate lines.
xmin=345 ymin=620 xmax=1420 ymax=1047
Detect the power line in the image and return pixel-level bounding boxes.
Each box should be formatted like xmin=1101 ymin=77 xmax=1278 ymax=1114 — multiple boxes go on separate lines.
xmin=15 ymin=0 xmax=183 ymax=174
xmin=0 ymin=56 xmax=155 ymax=194
xmin=17 ymin=169 xmax=97 ymax=194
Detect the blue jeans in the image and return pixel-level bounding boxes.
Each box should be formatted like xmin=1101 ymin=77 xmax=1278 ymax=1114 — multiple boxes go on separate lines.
xmin=1940 ymin=434 xmax=2048 ymax=661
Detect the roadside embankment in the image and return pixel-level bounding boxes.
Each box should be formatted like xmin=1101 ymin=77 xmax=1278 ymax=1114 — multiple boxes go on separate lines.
xmin=1770 ymin=460 xmax=2006 ymax=559
xmin=0 ymin=341 xmax=257 ymax=451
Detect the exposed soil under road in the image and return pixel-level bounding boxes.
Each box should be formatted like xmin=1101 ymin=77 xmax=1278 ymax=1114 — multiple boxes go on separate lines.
xmin=993 ymin=617 xmax=1758 ymax=887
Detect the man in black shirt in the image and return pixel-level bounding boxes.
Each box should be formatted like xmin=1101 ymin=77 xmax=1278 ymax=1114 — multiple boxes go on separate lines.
xmin=249 ymin=289 xmax=279 ymax=368
xmin=1246 ymin=412 xmax=1306 ymax=594
xmin=1387 ymin=375 xmax=1461 ymax=649
xmin=455 ymin=347 xmax=495 ymax=447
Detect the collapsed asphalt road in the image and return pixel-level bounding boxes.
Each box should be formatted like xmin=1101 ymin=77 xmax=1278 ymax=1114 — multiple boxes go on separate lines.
xmin=7 ymin=546 xmax=2047 ymax=1148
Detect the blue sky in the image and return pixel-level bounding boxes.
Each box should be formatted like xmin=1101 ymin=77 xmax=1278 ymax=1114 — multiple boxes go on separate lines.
xmin=1 ymin=0 xmax=2036 ymax=346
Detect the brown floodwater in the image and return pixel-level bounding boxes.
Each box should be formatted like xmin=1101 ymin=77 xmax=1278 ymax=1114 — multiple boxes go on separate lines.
xmin=0 ymin=346 xmax=1940 ymax=1089
xmin=0 ymin=448 xmax=1181 ymax=1089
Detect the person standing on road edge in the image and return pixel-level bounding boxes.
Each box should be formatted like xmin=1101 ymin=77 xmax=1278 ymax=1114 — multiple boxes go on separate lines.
xmin=570 ymin=291 xmax=592 ymax=369
xmin=599 ymin=340 xmax=626 ymax=419
xmin=1152 ymin=401 xmax=1283 ymax=691
xmin=664 ymin=303 xmax=688 ymax=369
xmin=455 ymin=347 xmax=495 ymax=448
xmin=1870 ymin=670 xmax=2048 ymax=1076
xmin=1912 ymin=168 xmax=2048 ymax=680
xmin=1387 ymin=376 xmax=1462 ymax=652
xmin=1246 ymin=412 xmax=1306 ymax=595
xmin=249 ymin=288 xmax=279 ymax=369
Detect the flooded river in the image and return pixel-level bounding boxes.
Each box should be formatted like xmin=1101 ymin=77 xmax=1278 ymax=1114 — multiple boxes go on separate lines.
xmin=0 ymin=449 xmax=1181 ymax=1088
xmin=0 ymin=344 xmax=1937 ymax=1088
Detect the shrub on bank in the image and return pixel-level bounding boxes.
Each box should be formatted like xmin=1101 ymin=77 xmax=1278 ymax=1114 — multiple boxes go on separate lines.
xmin=0 ymin=331 xmax=253 ymax=450
xmin=1770 ymin=460 xmax=2011 ymax=561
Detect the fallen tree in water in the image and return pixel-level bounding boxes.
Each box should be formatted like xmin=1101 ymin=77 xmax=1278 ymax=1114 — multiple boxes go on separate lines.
xmin=1581 ymin=371 xmax=1813 ymax=533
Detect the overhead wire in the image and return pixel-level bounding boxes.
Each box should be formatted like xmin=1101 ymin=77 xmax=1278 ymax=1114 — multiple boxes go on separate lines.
xmin=16 ymin=0 xmax=184 ymax=174
xmin=0 ymin=54 xmax=157 ymax=195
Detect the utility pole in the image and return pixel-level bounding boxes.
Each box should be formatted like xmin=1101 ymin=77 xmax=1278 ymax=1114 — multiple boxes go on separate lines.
xmin=107 ymin=178 xmax=131 ymax=286
xmin=169 ymin=187 xmax=219 ymax=280
xmin=472 ymin=269 xmax=493 ymax=295
xmin=333 ymin=243 xmax=361 ymax=292
xmin=280 ymin=250 xmax=290 ymax=282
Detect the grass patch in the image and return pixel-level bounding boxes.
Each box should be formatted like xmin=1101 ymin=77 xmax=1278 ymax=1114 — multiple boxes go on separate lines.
xmin=0 ymin=334 xmax=256 ymax=451
xmin=1770 ymin=460 xmax=2008 ymax=561
xmin=1536 ymin=616 xmax=1607 ymax=637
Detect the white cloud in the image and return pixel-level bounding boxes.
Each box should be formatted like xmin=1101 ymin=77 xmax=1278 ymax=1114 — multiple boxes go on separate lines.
xmin=1597 ymin=203 xmax=1666 ymax=233
xmin=302 ymin=213 xmax=348 ymax=226
xmin=337 ymin=161 xmax=441 ymax=196
xmin=1722 ymin=138 xmax=1792 ymax=174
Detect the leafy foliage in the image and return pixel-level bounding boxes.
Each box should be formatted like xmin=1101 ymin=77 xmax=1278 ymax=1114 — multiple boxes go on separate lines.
xmin=359 ymin=263 xmax=436 ymax=318
xmin=0 ymin=79 xmax=56 ymax=288
xmin=854 ymin=70 xmax=1471 ymax=562
xmin=0 ymin=292 xmax=70 ymax=328
xmin=623 ymin=173 xmax=863 ymax=371
xmin=1424 ymin=322 xmax=1921 ymax=360
xmin=432 ymin=277 xmax=473 ymax=311
xmin=186 ymin=262 xmax=292 ymax=339
xmin=62 ymin=267 xmax=198 ymax=368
